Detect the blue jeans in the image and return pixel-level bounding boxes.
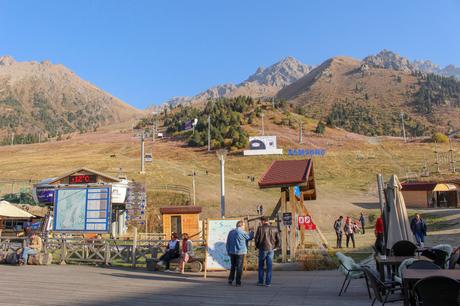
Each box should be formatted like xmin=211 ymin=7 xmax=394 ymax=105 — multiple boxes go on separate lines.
xmin=258 ymin=249 xmax=274 ymax=285
xmin=415 ymin=231 xmax=425 ymax=246
xmin=22 ymin=247 xmax=37 ymax=265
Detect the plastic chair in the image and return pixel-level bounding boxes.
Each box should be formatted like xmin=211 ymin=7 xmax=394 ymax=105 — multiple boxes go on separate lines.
xmin=414 ymin=276 xmax=460 ymax=306
xmin=336 ymin=252 xmax=370 ymax=297
xmin=391 ymin=240 xmax=417 ymax=256
xmin=407 ymin=260 xmax=441 ymax=270
xmin=362 ymin=266 xmax=404 ymax=306
xmin=394 ymin=258 xmax=417 ymax=284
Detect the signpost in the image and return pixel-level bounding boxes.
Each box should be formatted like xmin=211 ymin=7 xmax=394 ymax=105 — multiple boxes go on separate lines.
xmin=125 ymin=182 xmax=147 ymax=227
xmin=282 ymin=212 xmax=292 ymax=226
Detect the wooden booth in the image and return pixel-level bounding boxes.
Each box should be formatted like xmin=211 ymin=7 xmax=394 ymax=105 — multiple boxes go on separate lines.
xmin=160 ymin=206 xmax=202 ymax=240
xmin=0 ymin=200 xmax=36 ymax=237
xmin=259 ymin=159 xmax=323 ymax=262
xmin=401 ymin=181 xmax=460 ymax=208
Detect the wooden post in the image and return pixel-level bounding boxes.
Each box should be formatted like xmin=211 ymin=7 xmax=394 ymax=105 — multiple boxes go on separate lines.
xmin=203 ymin=219 xmax=208 ymax=279
xmin=280 ymin=189 xmax=287 ymax=263
xmin=289 ymin=187 xmax=297 ymax=261
xmin=60 ymin=239 xmax=67 ymax=265
xmin=299 ymin=192 xmax=306 ymax=247
xmin=104 ymin=240 xmax=110 ymax=266
xmin=132 ymin=227 xmax=138 ymax=268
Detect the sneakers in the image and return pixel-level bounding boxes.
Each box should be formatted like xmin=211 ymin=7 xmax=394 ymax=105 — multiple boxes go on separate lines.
xmin=228 ymin=281 xmax=233 ymax=285
xmin=256 ymin=283 xmax=264 ymax=286
xmin=265 ymin=284 xmax=271 ymax=287
xmin=157 ymin=260 xmax=164 ymax=266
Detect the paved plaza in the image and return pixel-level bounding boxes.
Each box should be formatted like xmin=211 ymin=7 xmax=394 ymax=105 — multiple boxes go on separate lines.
xmin=0 ymin=265 xmax=400 ymax=306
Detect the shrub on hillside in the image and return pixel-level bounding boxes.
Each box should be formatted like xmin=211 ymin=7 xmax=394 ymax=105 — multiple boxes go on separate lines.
xmin=432 ymin=132 xmax=449 ymax=143
xmin=315 ymin=121 xmax=326 ymax=134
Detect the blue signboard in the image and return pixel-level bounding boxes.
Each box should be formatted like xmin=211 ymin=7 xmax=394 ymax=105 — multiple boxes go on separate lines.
xmin=53 ymin=187 xmax=111 ymax=232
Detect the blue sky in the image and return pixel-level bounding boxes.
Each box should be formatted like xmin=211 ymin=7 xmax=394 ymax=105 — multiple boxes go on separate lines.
xmin=1 ymin=1 xmax=459 ymax=109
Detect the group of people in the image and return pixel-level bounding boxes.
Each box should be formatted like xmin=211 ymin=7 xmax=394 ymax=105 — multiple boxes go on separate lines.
xmin=374 ymin=213 xmax=428 ymax=253
xmin=156 ymin=216 xmax=280 ymax=287
xmin=156 ymin=232 xmax=194 ymax=273
xmin=333 ymin=212 xmax=365 ymax=248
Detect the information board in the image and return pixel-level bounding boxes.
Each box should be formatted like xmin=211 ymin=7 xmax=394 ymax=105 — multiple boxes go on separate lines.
xmin=205 ymin=219 xmax=238 ymax=270
xmin=53 ymin=187 xmax=111 ymax=232
xmin=125 ymin=182 xmax=146 ymax=226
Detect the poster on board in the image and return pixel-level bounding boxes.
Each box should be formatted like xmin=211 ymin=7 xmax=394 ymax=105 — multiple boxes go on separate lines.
xmin=205 ymin=219 xmax=239 ymax=270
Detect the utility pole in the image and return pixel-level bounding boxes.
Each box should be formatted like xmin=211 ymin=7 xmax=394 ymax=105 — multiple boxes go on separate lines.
xmin=400 ymin=112 xmax=407 ymax=143
xmin=207 ymin=115 xmax=211 ymax=152
xmin=272 ymin=96 xmax=275 ymax=109
xmin=299 ymin=122 xmax=303 ymax=144
xmin=140 ymin=133 xmax=145 ymax=174
xmin=216 ymin=149 xmax=227 ymax=218
xmin=261 ymin=112 xmax=265 ymax=136
xmin=10 ymin=133 xmax=14 ymax=146
xmin=38 ymin=133 xmax=41 ymax=144
xmin=188 ymin=170 xmax=197 ymax=206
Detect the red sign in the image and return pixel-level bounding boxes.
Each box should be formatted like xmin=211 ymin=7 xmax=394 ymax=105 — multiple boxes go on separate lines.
xmin=69 ymin=175 xmax=97 ymax=184
xmin=298 ymin=215 xmax=316 ymax=230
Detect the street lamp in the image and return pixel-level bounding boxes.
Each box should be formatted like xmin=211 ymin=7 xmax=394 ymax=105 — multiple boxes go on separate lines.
xmin=216 ymin=149 xmax=227 ymax=218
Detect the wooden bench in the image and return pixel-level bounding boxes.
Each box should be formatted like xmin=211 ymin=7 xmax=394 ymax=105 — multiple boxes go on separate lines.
xmin=146 ymin=257 xmax=203 ymax=272
xmin=27 ymin=253 xmax=53 ymax=265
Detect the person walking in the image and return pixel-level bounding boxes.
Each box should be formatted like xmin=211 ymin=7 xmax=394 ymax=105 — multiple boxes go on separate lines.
xmin=359 ymin=212 xmax=365 ymax=234
xmin=374 ymin=215 xmax=384 ymax=254
xmin=254 ymin=216 xmax=280 ymax=287
xmin=178 ymin=233 xmax=194 ymax=274
xmin=157 ymin=232 xmax=180 ymax=271
xmin=344 ymin=217 xmax=356 ymax=248
xmin=226 ymin=220 xmax=254 ymax=286
xmin=334 ymin=216 xmax=343 ymax=248
xmin=410 ymin=213 xmax=427 ymax=247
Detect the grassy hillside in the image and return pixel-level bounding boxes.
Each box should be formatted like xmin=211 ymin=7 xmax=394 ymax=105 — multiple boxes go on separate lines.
xmin=0 ymin=114 xmax=458 ymax=236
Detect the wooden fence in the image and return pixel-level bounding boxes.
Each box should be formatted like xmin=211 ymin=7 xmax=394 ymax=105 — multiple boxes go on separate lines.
xmin=0 ymin=236 xmax=205 ymax=267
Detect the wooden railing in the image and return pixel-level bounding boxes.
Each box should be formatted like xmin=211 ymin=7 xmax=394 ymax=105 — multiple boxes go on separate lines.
xmin=0 ymin=236 xmax=205 ymax=267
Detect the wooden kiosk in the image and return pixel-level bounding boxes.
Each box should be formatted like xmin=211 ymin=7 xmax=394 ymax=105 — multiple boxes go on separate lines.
xmin=258 ymin=159 xmax=319 ymax=262
xmin=160 ymin=206 xmax=202 ymax=240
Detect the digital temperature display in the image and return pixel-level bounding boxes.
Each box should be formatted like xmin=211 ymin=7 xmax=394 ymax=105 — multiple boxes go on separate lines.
xmin=69 ymin=175 xmax=97 ymax=184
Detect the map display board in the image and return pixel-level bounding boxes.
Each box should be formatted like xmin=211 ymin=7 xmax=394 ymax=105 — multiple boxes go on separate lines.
xmin=53 ymin=187 xmax=111 ymax=232
xmin=205 ymin=219 xmax=239 ymax=270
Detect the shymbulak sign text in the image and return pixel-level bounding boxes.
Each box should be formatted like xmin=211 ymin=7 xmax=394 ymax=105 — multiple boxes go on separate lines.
xmin=288 ymin=148 xmax=326 ymax=156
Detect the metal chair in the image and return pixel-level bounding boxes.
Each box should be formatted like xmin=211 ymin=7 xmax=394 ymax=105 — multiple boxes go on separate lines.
xmin=407 ymin=260 xmax=441 ymax=270
xmin=362 ymin=266 xmax=404 ymax=306
xmin=414 ymin=276 xmax=460 ymax=306
xmin=391 ymin=240 xmax=417 ymax=256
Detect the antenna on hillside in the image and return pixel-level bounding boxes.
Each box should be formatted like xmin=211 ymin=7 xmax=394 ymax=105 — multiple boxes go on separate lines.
xmin=261 ymin=112 xmax=265 ymax=136
xmin=400 ymin=112 xmax=407 ymax=143
xmin=299 ymin=121 xmax=303 ymax=144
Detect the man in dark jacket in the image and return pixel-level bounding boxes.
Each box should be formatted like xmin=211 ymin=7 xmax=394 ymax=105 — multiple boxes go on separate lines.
xmin=334 ymin=216 xmax=343 ymax=248
xmin=157 ymin=233 xmax=180 ymax=271
xmin=226 ymin=221 xmax=254 ymax=286
xmin=254 ymin=216 xmax=280 ymax=287
xmin=359 ymin=212 xmax=365 ymax=234
xmin=410 ymin=213 xmax=427 ymax=247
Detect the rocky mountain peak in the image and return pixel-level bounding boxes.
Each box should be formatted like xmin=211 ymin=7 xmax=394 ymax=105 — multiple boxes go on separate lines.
xmin=363 ymin=49 xmax=413 ymax=73
xmin=0 ymin=55 xmax=16 ymax=66
xmin=244 ymin=56 xmax=311 ymax=87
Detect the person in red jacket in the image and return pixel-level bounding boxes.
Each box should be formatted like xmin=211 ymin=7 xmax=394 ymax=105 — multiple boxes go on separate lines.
xmin=374 ymin=216 xmax=384 ymax=254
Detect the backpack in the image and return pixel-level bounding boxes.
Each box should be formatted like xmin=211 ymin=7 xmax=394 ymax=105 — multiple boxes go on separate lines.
xmin=5 ymin=252 xmax=20 ymax=265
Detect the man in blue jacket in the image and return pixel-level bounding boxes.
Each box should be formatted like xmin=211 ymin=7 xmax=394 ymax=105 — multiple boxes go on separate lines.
xmin=226 ymin=220 xmax=254 ymax=286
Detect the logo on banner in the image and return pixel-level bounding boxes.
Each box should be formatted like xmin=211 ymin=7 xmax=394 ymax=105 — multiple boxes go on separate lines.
xmin=298 ymin=215 xmax=316 ymax=230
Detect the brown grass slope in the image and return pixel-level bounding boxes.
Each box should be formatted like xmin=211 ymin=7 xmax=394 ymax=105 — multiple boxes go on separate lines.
xmin=0 ymin=56 xmax=142 ymax=137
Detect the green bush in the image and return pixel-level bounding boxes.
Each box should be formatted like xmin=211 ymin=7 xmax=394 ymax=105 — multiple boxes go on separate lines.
xmin=432 ymin=132 xmax=449 ymax=143
xmin=315 ymin=121 xmax=326 ymax=134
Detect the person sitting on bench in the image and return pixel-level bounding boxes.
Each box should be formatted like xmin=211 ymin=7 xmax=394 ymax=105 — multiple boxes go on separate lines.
xmin=178 ymin=233 xmax=194 ymax=274
xmin=157 ymin=232 xmax=180 ymax=271
xmin=20 ymin=229 xmax=42 ymax=265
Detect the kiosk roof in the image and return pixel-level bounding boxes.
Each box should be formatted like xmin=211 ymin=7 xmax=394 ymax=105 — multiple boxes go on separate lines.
xmin=258 ymin=159 xmax=312 ymax=189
